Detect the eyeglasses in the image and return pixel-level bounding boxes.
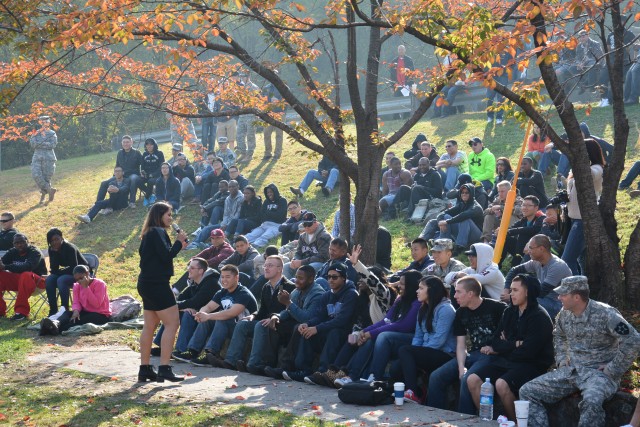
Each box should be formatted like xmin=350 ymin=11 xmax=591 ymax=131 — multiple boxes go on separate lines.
xmin=0 ymin=219 xmax=12 ymax=223
xmin=327 ymin=274 xmax=342 ymax=280
xmin=497 ymin=162 xmax=505 ymax=166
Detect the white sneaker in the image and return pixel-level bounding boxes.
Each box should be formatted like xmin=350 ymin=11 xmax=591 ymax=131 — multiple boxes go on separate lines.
xmin=78 ymin=214 xmax=91 ymax=224
xmin=100 ymin=208 xmax=113 ymax=215
xmin=598 ymin=98 xmax=610 ymax=107
xmin=496 ymin=118 xmax=503 ymax=125
xmin=191 ymin=227 xmax=202 ymax=236
xmin=128 ymin=202 xmax=136 ymax=209
xmin=334 ymin=377 xmax=353 ymax=388
xmin=49 ymin=307 xmax=66 ymax=321
xmin=487 ymin=117 xmax=493 ymax=123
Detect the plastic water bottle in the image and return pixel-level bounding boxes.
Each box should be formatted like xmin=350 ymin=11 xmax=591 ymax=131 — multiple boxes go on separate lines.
xmin=479 ymin=378 xmax=494 ymax=420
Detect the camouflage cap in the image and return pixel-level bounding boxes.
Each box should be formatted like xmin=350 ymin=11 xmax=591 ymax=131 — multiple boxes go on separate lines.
xmin=553 ymin=275 xmax=589 ymax=295
xmin=431 ymin=238 xmax=453 ymax=252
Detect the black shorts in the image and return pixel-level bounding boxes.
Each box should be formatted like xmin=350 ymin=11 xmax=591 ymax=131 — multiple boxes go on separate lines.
xmin=473 ymin=358 xmax=547 ymax=394
xmin=137 ymin=278 xmax=176 ymax=311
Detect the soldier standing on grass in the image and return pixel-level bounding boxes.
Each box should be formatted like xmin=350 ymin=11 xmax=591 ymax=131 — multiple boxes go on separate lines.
xmin=519 ymin=276 xmax=640 ymax=427
xmin=29 ymin=116 xmax=58 ymax=203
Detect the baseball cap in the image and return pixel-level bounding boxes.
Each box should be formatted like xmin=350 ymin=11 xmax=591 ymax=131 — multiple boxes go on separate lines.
xmin=553 ymin=276 xmax=589 ymax=295
xmin=464 ymin=246 xmax=477 ymax=257
xmin=218 ymin=136 xmax=228 ymax=144
xmin=328 ymin=262 xmax=348 ymax=278
xmin=431 ymin=238 xmax=454 ymax=252
xmin=172 ymin=143 xmax=183 ymax=151
xmin=210 ymin=228 xmax=225 ymax=238
xmin=302 ymin=212 xmax=317 ymax=227
xmin=468 ymin=137 xmax=482 ymax=146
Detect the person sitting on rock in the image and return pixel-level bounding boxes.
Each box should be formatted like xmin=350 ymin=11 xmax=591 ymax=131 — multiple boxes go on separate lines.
xmin=78 ymin=166 xmax=130 ymax=224
xmin=0 ymin=234 xmax=47 ymax=320
xmin=290 ymin=155 xmax=339 ymax=198
xmin=39 ymin=265 xmax=112 ymax=336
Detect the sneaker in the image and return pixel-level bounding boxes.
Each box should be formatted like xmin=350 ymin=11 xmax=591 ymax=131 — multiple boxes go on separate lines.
xmin=630 ymin=190 xmax=640 ymax=198
xmin=361 ymin=373 xmax=375 ymax=383
xmin=487 ymin=117 xmax=493 ymax=123
xmin=236 ymin=360 xmax=247 ymax=372
xmin=264 ymin=366 xmax=284 ymax=379
xmin=496 ymin=118 xmax=503 ymax=125
xmin=39 ymin=317 xmax=59 ymax=335
xmin=191 ymin=227 xmax=202 ymax=236
xmin=128 ymin=202 xmax=136 ymax=209
xmin=143 ymin=197 xmax=149 ymax=207
xmin=49 ymin=307 xmax=66 ymax=321
xmin=172 ymin=349 xmax=197 ymax=363
xmin=304 ymin=371 xmax=327 ymax=386
xmin=290 ymin=187 xmax=303 ymax=198
xmin=101 ymin=208 xmax=113 ymax=216
xmin=246 ymin=364 xmax=265 ymax=376
xmin=333 ymin=376 xmax=353 ymax=388
xmin=175 ymin=206 xmax=184 ymax=214
xmin=321 ymin=187 xmax=331 ymax=197
xmin=77 ymin=214 xmax=91 ymax=224
xmin=10 ymin=313 xmax=27 ymax=321
xmin=190 ymin=353 xmax=211 ymax=367
xmin=598 ymin=98 xmax=610 ymax=107
xmin=184 ymin=243 xmax=199 ymax=251
xmin=205 ymin=351 xmax=225 ymax=368
xmin=322 ymin=369 xmax=347 ymax=388
xmin=150 ymin=347 xmax=161 ymax=357
xmin=404 ymin=389 xmax=422 ymax=404
xmin=149 ymin=194 xmax=156 ymax=204
xmin=282 ymin=370 xmax=307 ymax=382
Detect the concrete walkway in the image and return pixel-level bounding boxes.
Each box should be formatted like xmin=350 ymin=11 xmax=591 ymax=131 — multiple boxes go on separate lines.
xmin=29 ymin=345 xmax=496 ymax=426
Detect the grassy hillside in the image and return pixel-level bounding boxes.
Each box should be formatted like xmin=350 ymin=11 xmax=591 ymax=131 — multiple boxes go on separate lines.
xmin=1 ymin=105 xmax=639 ymax=302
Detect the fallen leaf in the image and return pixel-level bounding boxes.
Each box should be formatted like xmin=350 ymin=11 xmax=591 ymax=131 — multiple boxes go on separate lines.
xmin=311 ymin=405 xmax=320 ymax=410
xmin=78 ymin=362 xmax=83 ymax=365
xmin=229 ymin=384 xmax=237 ymax=389
xmin=110 ymin=376 xmax=118 ymax=381
xmin=176 ymin=411 xmax=183 ymax=416
xmin=87 ymin=398 xmax=94 ymax=404
xmin=186 ymin=372 xmax=193 ymax=377
xmin=235 ymin=396 xmax=246 ymax=400
xmin=0 ymin=414 xmax=6 ymax=420
xmin=314 ymin=411 xmax=321 ymax=416
xmin=23 ymin=416 xmax=31 ymax=421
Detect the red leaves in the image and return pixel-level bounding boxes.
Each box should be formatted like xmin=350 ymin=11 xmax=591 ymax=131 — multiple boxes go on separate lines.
xmin=234 ymin=395 xmax=246 ymax=400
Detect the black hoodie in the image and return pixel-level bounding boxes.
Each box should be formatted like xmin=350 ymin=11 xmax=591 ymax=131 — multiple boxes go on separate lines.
xmin=141 ymin=140 xmax=165 ymax=179
xmin=489 ymin=276 xmax=554 ymax=369
xmin=261 ymin=183 xmax=288 ymax=224
xmin=443 ymin=183 xmax=484 ymax=229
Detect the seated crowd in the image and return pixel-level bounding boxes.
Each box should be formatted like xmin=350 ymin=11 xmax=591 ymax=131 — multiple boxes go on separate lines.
xmin=5 ymin=120 xmax=640 ymax=425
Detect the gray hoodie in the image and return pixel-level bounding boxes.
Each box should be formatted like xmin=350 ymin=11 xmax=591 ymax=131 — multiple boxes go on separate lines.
xmin=444 ymin=243 xmax=504 ymax=299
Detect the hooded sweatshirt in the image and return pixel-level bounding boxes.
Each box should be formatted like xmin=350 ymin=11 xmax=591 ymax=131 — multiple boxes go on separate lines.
xmin=155 ymin=165 xmax=181 ymax=207
xmin=445 ymin=243 xmax=504 ymax=299
xmin=239 ymin=193 xmax=263 ymax=224
xmin=295 ymin=222 xmax=332 ymax=265
xmin=173 ymin=161 xmax=196 ymax=184
xmin=443 ymin=183 xmax=484 ymax=229
xmin=308 ymin=281 xmax=359 ymax=333
xmin=219 ymin=246 xmax=260 ymax=278
xmin=141 ymin=140 xmax=165 ymax=179
xmin=174 ymin=268 xmax=221 ymax=310
xmin=1 ymin=244 xmax=47 ymax=275
xmin=261 ymin=183 xmax=288 ymax=224
xmin=489 ymin=278 xmax=554 ymax=369
xmin=579 ymin=122 xmax=613 ymax=162
xmin=403 ymin=133 xmax=428 ymax=160
xmin=468 ymin=147 xmax=496 ymax=183
xmin=196 ymin=241 xmax=235 ymax=269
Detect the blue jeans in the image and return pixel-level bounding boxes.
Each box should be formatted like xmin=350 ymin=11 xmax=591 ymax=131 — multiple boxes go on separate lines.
xmin=88 ymin=192 xmax=127 ymax=219
xmin=561 ymin=219 xmax=584 ymax=275
xmin=480 ymin=180 xmax=493 ymax=192
xmin=295 ymin=328 xmax=349 ymax=373
xmin=427 ymin=350 xmax=494 ymax=414
xmin=127 ymin=174 xmax=142 ymax=203
xmin=538 ymin=293 xmax=562 ymax=321
xmin=194 ymin=224 xmax=219 ymax=244
xmin=207 ymin=206 xmax=224 ymax=226
xmin=439 ymin=167 xmax=461 ymax=191
xmin=45 ymin=273 xmax=75 ymax=313
xmin=538 ymin=150 xmax=570 ymax=177
xmin=298 ymin=169 xmax=339 ymax=193
xmin=486 ymin=74 xmax=508 ymax=120
xmin=224 ymin=319 xmax=256 ymax=364
xmin=619 ymin=161 xmax=640 ymax=190
xmin=283 ymin=261 xmax=324 ymax=279
xmin=175 ymin=311 xmax=199 ymax=352
xmin=439 ymin=214 xmax=482 ymax=248
xmin=366 ymin=331 xmax=413 ymax=380
xmin=187 ymin=317 xmax=236 ymax=353
xmin=248 ymin=321 xmax=279 ymax=368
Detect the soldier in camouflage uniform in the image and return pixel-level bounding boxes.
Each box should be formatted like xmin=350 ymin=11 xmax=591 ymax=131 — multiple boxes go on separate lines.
xmin=422 ymin=238 xmax=465 ymax=282
xmin=235 ymin=73 xmax=258 ymax=162
xmin=29 ymin=116 xmax=58 ymax=203
xmin=519 ymin=276 xmax=640 ymax=427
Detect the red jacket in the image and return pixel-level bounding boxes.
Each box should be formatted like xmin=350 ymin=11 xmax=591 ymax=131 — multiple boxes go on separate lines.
xmin=196 ymin=241 xmax=234 ymax=269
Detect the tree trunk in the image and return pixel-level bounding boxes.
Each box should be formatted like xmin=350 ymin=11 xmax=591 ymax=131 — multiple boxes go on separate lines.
xmin=624 ymin=219 xmax=640 ymax=309
xmin=339 ymin=170 xmax=352 ymax=244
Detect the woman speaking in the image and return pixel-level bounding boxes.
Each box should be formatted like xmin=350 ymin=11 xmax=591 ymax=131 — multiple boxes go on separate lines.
xmin=137 ymin=202 xmax=187 ymax=382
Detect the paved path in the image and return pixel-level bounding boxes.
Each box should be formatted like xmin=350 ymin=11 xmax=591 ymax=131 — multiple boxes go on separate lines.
xmin=30 ymin=345 xmax=496 ymax=426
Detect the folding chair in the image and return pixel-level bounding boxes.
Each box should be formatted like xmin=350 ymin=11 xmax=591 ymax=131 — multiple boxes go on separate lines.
xmin=83 ymin=253 xmax=100 ymax=277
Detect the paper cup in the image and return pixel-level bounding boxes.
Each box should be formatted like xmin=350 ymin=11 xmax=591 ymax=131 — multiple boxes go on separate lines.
xmin=514 ymin=400 xmax=529 ymax=427
xmin=393 ymin=382 xmax=404 ymax=405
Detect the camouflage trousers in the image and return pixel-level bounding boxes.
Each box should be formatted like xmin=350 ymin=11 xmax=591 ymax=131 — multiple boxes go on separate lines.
xmin=236 ymin=115 xmax=256 ymax=154
xmin=31 ymin=157 xmax=56 ymax=193
xmin=518 ymin=365 xmax=618 ymax=427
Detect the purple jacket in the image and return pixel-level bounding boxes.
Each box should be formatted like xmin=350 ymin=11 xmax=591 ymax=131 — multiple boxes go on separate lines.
xmin=363 ymin=298 xmax=420 ymax=339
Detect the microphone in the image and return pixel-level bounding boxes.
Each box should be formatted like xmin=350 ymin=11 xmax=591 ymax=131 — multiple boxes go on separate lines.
xmin=171 ymin=223 xmax=189 ymax=244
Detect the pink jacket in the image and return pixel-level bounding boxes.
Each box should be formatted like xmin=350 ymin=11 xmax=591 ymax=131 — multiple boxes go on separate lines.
xmin=71 ymin=278 xmax=112 ymax=317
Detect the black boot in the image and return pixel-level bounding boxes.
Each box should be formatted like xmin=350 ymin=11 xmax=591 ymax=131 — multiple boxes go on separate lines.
xmin=137 ymin=365 xmax=158 ymax=382
xmin=157 ymin=365 xmax=184 ymax=383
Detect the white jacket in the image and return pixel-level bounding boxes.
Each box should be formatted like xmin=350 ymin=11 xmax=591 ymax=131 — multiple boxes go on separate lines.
xmin=444 ymin=243 xmax=504 ymax=300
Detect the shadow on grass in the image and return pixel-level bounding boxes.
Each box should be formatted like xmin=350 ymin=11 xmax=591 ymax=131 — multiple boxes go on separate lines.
xmin=245 ymin=158 xmax=276 ymax=187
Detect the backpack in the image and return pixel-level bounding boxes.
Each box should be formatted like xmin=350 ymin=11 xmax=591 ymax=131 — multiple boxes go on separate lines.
xmin=422 ymin=198 xmax=448 ymax=224
xmin=337 ymin=380 xmax=394 ymax=406
xmin=110 ymin=295 xmax=142 ymax=322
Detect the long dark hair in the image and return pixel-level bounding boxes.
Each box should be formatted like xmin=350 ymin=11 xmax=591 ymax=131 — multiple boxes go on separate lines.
xmin=495 ymin=157 xmax=513 ymax=174
xmin=585 ymin=139 xmax=605 ymax=167
xmin=418 ymin=276 xmax=449 ymax=333
xmin=391 ymin=270 xmax=421 ymax=321
xmin=141 ymin=202 xmax=172 ymax=236
xmin=531 ymin=124 xmax=548 ymax=142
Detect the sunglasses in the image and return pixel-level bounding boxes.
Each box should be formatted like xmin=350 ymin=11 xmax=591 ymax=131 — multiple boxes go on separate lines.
xmin=0 ymin=219 xmax=12 ymax=223
xmin=327 ymin=274 xmax=342 ymax=280
xmin=471 ymin=142 xmax=482 ymax=146
xmin=497 ymin=162 xmax=506 ymax=166
xmin=303 ymin=221 xmax=315 ymax=227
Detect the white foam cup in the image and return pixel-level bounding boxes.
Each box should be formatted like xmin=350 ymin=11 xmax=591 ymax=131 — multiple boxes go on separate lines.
xmin=393 ymin=382 xmax=404 ymax=405
xmin=514 ymin=400 xmax=530 ymax=427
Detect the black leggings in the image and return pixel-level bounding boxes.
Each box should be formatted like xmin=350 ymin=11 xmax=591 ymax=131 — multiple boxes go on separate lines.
xmin=58 ymin=310 xmax=111 ymax=332
xmin=398 ymin=345 xmax=454 ymax=398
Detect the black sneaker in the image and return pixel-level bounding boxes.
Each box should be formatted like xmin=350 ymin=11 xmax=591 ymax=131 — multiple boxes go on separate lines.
xmin=205 ymin=351 xmax=225 ymax=368
xmin=264 ymin=366 xmax=284 ymax=379
xmin=150 ymin=347 xmax=161 ymax=357
xmin=172 ymin=349 xmax=196 ymax=363
xmin=290 ymin=187 xmax=303 ymax=198
xmin=236 ymin=360 xmax=247 ymax=372
xmin=304 ymin=371 xmax=327 ymax=386
xmin=246 ymin=364 xmax=265 ymax=376
xmin=321 ymin=187 xmax=331 ymax=197
xmin=283 ymin=370 xmax=307 ymax=382
xmin=10 ymin=313 xmax=27 ymax=321
xmin=190 ymin=353 xmax=211 ymax=367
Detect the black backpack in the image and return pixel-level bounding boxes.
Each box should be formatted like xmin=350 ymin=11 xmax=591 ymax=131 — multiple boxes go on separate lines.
xmin=337 ymin=380 xmax=394 ymax=406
